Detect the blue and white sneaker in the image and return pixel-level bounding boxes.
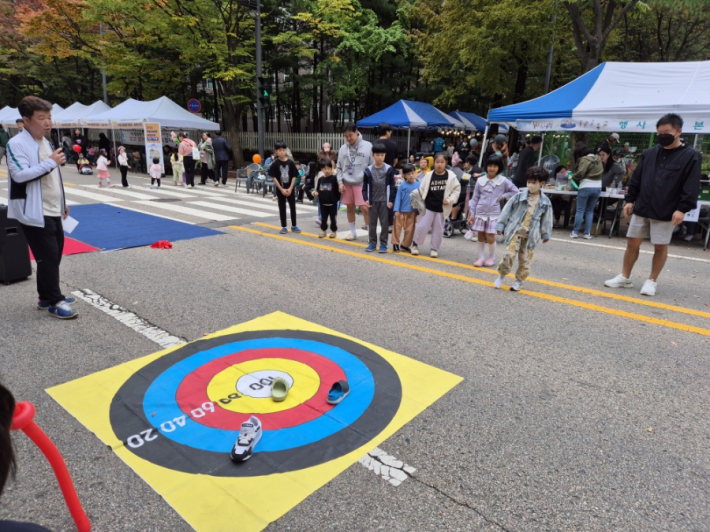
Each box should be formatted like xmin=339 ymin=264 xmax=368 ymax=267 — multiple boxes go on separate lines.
xmin=378 ymin=245 xmax=387 ymax=253
xmin=47 ymin=300 xmax=78 ymax=320
xmin=365 ymin=244 xmax=376 ymax=252
xmin=279 ymin=227 xmax=288 ymax=234
xmin=38 ymin=297 xmax=76 ymax=310
xmin=291 ymin=226 xmax=301 ymax=233
xmin=230 ymin=416 xmax=262 ymax=462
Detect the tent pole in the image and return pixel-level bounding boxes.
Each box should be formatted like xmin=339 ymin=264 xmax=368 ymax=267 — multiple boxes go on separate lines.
xmin=111 ymin=124 xmax=117 ymax=167
xmin=538 ymin=132 xmax=545 ymax=164
xmin=478 ymin=124 xmax=490 ymax=167
xmin=693 ymin=134 xmax=699 ymax=149
xmin=407 ymin=128 xmax=411 ymax=159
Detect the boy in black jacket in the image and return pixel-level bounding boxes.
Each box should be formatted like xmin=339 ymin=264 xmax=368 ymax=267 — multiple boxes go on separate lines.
xmin=363 ymin=142 xmax=397 ymax=253
xmin=314 ymin=158 xmax=340 ymax=238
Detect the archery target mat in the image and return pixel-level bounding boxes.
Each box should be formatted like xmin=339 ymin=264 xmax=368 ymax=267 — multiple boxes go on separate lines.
xmin=47 ymin=312 xmax=463 ymax=532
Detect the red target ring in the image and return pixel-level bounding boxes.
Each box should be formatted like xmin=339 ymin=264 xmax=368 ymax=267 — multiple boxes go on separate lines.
xmin=175 ymin=348 xmax=346 ymax=430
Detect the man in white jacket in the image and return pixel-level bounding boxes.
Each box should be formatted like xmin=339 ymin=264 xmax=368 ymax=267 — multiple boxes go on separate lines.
xmin=6 ymin=96 xmax=77 ymax=319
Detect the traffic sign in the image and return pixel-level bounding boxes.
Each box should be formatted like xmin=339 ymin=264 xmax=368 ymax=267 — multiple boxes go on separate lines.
xmin=187 ymin=99 xmax=202 ymax=113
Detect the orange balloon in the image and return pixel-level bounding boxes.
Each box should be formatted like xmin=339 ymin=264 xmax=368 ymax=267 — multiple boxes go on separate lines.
xmin=252 ymin=154 xmax=262 ymax=164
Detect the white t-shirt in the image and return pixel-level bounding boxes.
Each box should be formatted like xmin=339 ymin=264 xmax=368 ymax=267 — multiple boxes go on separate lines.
xmin=37 ymin=138 xmax=63 ymax=217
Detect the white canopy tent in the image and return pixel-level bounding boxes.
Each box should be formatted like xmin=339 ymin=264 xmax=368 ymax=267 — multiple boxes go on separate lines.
xmin=84 ymin=96 xmax=219 ymax=131
xmin=0 ymin=106 xmax=20 ymax=127
xmin=53 ymin=101 xmax=111 ymax=128
xmin=51 ymin=103 xmax=64 ymax=115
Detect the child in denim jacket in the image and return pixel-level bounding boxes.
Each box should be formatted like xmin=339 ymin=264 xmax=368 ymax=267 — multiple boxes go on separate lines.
xmin=494 ymin=166 xmax=553 ymax=291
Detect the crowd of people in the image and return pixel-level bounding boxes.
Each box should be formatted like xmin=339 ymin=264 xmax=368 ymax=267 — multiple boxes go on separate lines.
xmin=2 ymin=94 xmax=704 ymax=328
xmin=260 ymin=115 xmax=702 ymax=297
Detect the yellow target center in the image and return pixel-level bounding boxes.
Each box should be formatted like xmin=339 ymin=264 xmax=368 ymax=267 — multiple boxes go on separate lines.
xmin=206 ymin=358 xmax=320 ymax=414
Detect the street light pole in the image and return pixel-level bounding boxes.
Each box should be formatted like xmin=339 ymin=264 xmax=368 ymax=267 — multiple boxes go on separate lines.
xmin=543 ymin=0 xmax=559 ymax=95
xmin=255 ymin=0 xmax=264 ymax=160
xmin=99 ymin=24 xmax=108 ymax=104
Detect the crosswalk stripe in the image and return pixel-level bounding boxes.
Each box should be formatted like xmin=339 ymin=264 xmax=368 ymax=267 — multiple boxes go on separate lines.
xmin=84 ymin=185 xmax=159 ymax=200
xmin=178 ymin=186 xmax=232 ymax=198
xmin=104 ymin=203 xmax=196 ymax=225
xmin=188 ymin=201 xmax=272 ymax=218
xmin=133 ymin=186 xmax=196 ymax=199
xmin=227 ymin=193 xmax=319 ymax=212
xmin=59 ymin=188 xmax=125 ymax=203
xmin=132 ymin=200 xmax=235 ymax=221
xmin=204 ymin=197 xmax=282 ymax=212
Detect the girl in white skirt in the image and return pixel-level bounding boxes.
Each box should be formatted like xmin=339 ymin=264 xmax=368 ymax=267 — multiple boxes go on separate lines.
xmin=468 ymin=154 xmax=518 ymax=266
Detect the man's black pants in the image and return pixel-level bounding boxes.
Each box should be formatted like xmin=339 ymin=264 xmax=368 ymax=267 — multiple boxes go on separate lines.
xmin=276 ymin=189 xmax=297 ymax=228
xmin=20 ymin=216 xmax=65 ymax=305
xmin=215 ymin=160 xmax=229 ymax=185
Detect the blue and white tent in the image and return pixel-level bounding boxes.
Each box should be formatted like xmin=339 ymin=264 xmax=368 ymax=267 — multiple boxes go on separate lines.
xmin=488 ymin=61 xmax=710 ymax=133
xmin=358 ymin=100 xmax=463 ymax=130
xmin=358 ymin=100 xmax=464 ymax=155
xmin=450 ymin=111 xmax=507 ymax=133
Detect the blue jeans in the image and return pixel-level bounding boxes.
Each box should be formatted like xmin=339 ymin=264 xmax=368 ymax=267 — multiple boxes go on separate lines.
xmin=573 ymin=187 xmax=601 ymax=235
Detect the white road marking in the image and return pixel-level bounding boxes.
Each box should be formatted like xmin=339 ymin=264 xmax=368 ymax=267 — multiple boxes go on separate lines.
xmin=177 ymin=186 xmax=231 ymax=198
xmin=358 ymin=447 xmax=416 ymax=487
xmin=5 ymin=187 xmax=80 ymax=205
xmin=206 ymin=196 xmax=282 ymax=212
xmin=134 ymin=186 xmax=195 ymax=199
xmin=132 ymin=200 xmax=235 ymax=221
xmin=336 ymin=228 xmax=370 ymax=240
xmin=103 ymin=203 xmax=196 ymax=225
xmin=63 ymin=187 xmax=124 ymax=203
xmin=71 ymin=289 xmax=186 ymax=349
xmin=551 ymin=237 xmax=710 ymax=264
xmin=188 ymin=200 xmax=272 ymax=218
xmin=83 ymin=185 xmax=158 ymax=200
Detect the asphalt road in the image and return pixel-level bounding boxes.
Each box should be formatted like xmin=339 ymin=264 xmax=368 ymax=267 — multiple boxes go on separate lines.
xmin=1 ymin=164 xmax=709 ymax=531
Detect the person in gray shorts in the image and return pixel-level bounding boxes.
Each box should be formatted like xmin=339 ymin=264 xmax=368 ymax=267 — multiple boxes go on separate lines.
xmin=605 ymin=113 xmax=701 ymax=296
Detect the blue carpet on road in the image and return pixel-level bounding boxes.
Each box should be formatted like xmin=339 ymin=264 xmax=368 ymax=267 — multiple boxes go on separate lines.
xmin=67 ymin=204 xmax=222 ymax=251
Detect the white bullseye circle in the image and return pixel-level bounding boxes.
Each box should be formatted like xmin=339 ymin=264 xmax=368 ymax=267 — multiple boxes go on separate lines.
xmin=236 ymin=370 xmax=294 ymax=398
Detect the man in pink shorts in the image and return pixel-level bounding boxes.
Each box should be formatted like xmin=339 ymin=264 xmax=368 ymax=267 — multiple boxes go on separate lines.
xmin=336 ymin=123 xmax=374 ymax=240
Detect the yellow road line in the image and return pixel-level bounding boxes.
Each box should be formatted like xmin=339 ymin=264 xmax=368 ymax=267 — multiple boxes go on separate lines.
xmin=255 ymin=222 xmax=710 ymax=321
xmin=63 ymin=182 xmax=76 ymax=187
xmin=233 ymin=225 xmax=710 ymax=338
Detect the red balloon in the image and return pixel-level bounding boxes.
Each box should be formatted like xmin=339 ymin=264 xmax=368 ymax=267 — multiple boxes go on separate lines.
xmin=73 ymin=144 xmax=82 ymax=153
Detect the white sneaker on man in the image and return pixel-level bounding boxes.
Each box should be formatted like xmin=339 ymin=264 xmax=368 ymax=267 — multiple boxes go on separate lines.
xmin=494 ymin=275 xmax=505 ymax=289
xmin=639 ymin=279 xmax=657 ymax=296
xmin=604 ymin=274 xmax=633 ymax=288
xmin=511 ymin=280 xmax=523 ymax=291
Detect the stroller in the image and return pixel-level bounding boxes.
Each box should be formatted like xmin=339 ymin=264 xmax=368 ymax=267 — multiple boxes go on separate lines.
xmin=77 ymin=157 xmax=93 ymax=175
xmin=443 ymin=175 xmax=471 ymax=238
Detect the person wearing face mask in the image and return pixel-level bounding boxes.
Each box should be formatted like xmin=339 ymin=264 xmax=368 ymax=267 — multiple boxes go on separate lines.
xmin=605 ymin=113 xmax=701 ymax=297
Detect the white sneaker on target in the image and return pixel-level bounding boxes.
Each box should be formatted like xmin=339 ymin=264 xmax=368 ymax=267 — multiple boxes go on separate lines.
xmin=639 ymin=279 xmax=657 ymax=296
xmin=230 ymin=416 xmax=262 ymax=462
xmin=604 ymin=274 xmax=633 ymax=288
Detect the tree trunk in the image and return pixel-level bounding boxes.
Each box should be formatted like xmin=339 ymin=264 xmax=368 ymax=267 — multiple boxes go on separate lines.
xmin=220 ymin=84 xmax=244 ymax=168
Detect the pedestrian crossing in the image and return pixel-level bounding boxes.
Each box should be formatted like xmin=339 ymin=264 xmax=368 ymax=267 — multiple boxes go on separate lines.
xmin=52 ymin=179 xmax=319 ymax=224
xmin=2 ymin=170 xmax=322 ymax=225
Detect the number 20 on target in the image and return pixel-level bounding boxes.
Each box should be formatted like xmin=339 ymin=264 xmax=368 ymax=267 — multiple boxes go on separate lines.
xmin=126 ymin=401 xmax=215 ymax=448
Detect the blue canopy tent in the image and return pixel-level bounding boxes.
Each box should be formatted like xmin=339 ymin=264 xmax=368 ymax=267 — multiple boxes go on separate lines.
xmin=450 ymin=111 xmax=508 ymax=133
xmin=357 ymin=100 xmax=464 ymax=156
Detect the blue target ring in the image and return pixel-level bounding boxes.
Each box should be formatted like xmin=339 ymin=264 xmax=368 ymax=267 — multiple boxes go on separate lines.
xmin=142 ymin=338 xmax=374 ymax=452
